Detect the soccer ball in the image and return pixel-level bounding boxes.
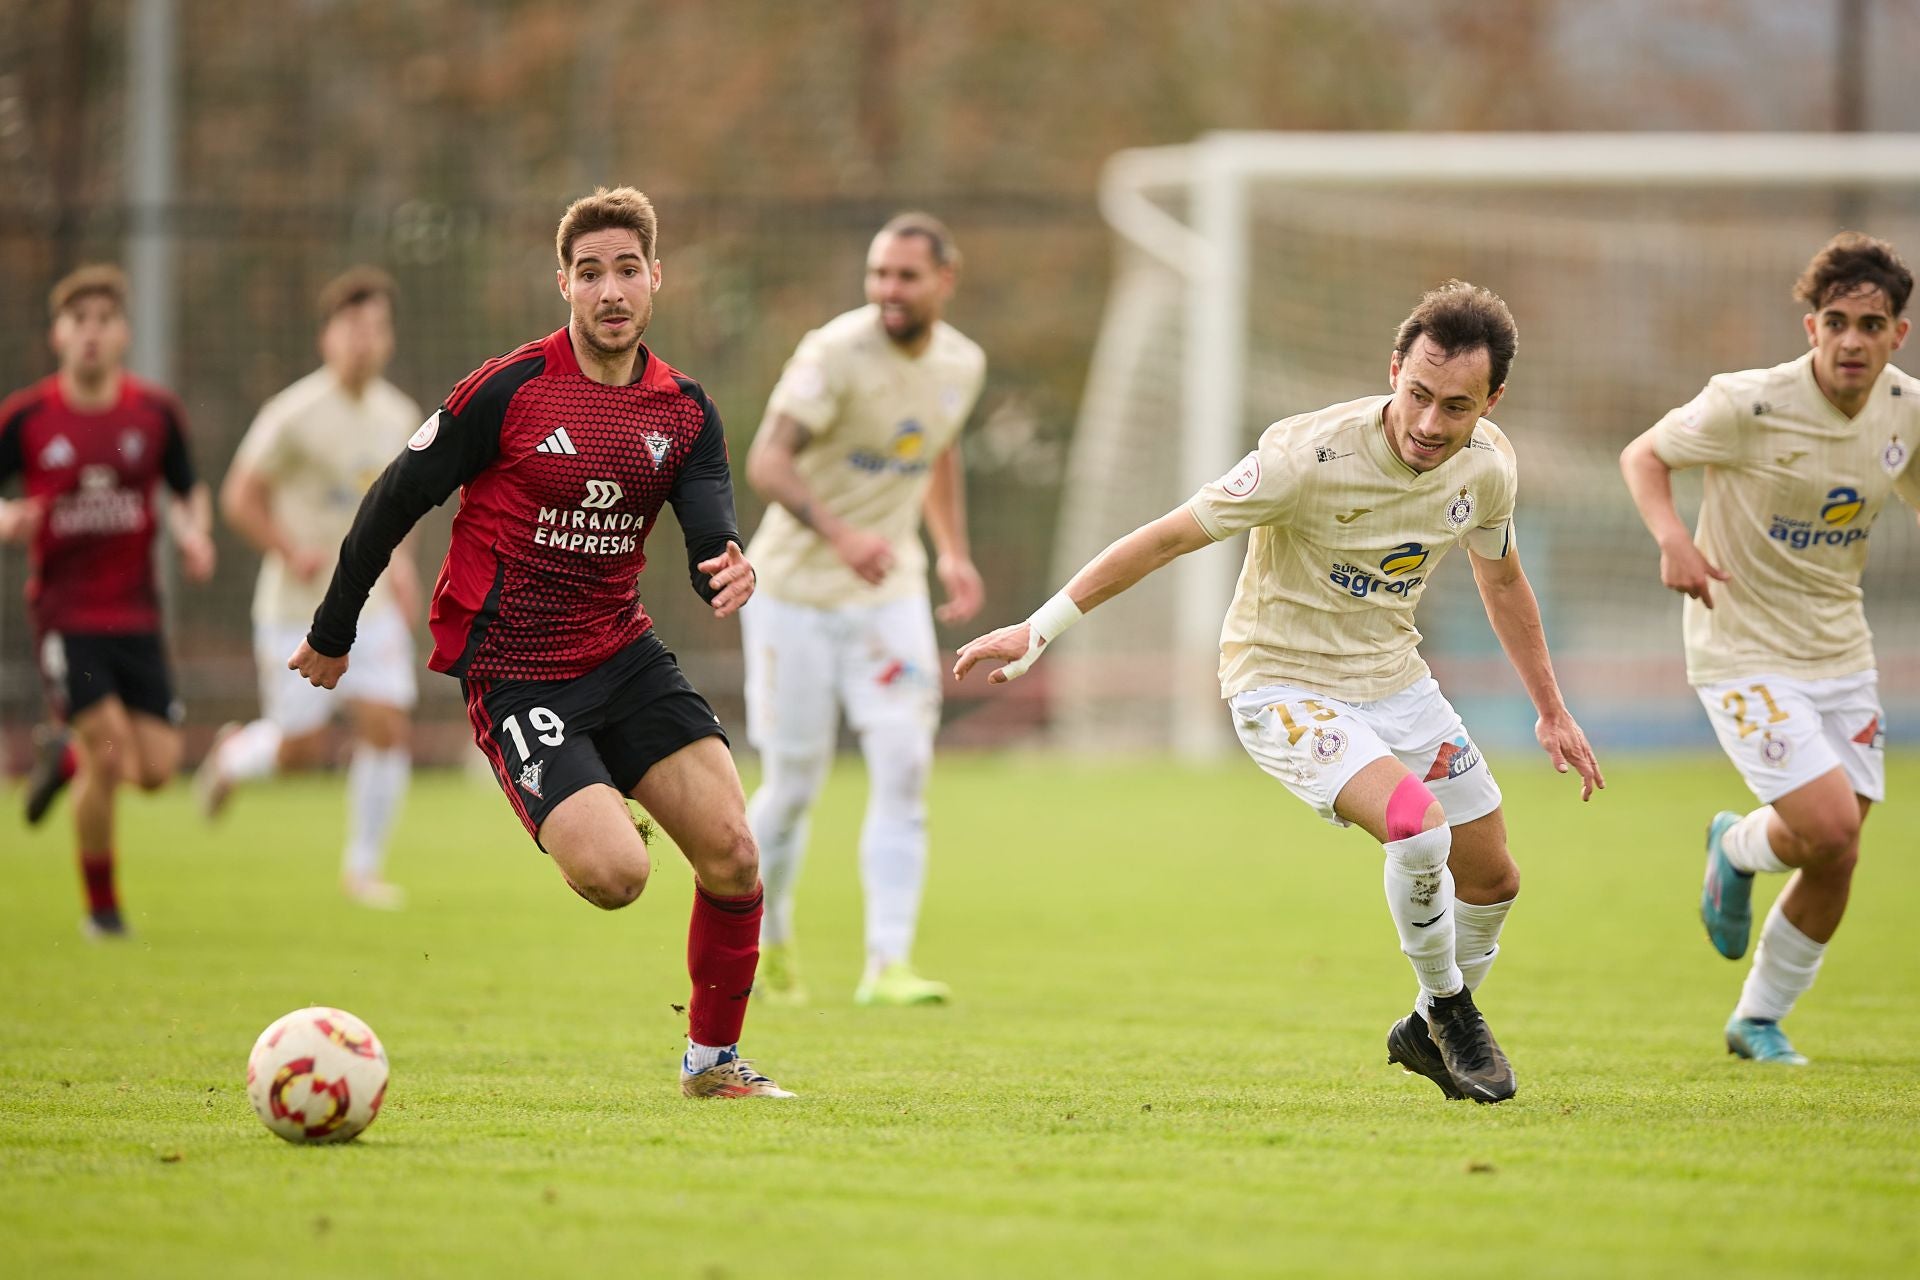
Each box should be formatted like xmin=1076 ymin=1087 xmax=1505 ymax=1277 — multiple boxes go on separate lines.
xmin=245 ymin=1006 xmax=389 ymax=1144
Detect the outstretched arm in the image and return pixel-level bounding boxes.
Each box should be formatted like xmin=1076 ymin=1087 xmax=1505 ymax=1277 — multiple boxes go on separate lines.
xmin=1620 ymin=427 xmax=1730 ymax=609
xmin=1468 ymin=546 xmax=1604 ymax=800
xmin=294 ymin=402 xmax=498 ymax=686
xmin=953 ymin=506 xmax=1212 ymax=684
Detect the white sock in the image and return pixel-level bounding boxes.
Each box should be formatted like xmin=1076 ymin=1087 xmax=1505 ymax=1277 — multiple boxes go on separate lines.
xmin=1455 ymin=896 xmax=1513 ymax=994
xmin=1382 ymin=826 xmax=1462 ymax=999
xmin=343 ymin=745 xmax=410 ymax=879
xmin=858 ymin=722 xmax=933 ymax=971
xmin=1734 ymin=897 xmax=1826 ymax=1022
xmin=684 ymin=1040 xmax=733 ymax=1072
xmin=219 ymin=719 xmax=283 ymax=782
xmin=1722 ymin=807 xmax=1789 ymax=874
xmin=746 ymin=750 xmax=831 ymax=947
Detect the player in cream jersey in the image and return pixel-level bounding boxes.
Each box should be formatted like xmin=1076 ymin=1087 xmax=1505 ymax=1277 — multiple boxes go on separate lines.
xmin=198 ymin=268 xmax=425 ymax=908
xmin=1623 ymin=232 xmax=1920 ymax=1066
xmin=742 ymin=213 xmax=987 ymax=1006
xmin=959 ymin=282 xmax=1603 ymax=1103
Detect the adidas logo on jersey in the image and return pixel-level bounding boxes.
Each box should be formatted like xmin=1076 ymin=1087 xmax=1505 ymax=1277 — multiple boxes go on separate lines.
xmin=536 ymin=427 xmax=581 ymax=455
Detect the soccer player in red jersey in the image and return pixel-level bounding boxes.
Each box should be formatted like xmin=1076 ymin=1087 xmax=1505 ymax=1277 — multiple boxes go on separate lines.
xmin=0 ymin=264 xmax=216 ymax=935
xmin=290 ymin=187 xmax=791 ymax=1099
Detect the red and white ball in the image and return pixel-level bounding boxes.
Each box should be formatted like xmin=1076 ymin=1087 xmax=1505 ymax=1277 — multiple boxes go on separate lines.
xmin=245 ymin=1007 xmax=389 ymax=1144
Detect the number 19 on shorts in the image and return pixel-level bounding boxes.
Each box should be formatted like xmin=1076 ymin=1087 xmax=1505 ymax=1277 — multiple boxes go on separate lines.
xmin=501 ymin=707 xmax=566 ymax=760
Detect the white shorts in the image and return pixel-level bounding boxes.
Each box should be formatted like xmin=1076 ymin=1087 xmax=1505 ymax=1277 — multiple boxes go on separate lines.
xmin=256 ymin=609 xmax=417 ymax=736
xmin=1695 ymin=669 xmax=1885 ymax=804
xmin=740 ymin=593 xmax=940 ymax=756
xmin=1230 ymin=676 xmax=1503 ymax=829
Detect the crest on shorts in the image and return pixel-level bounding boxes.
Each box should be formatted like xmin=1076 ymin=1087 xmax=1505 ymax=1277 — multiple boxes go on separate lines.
xmin=1445 ymin=487 xmax=1474 ymax=529
xmin=517 ymin=759 xmax=546 ymax=799
xmin=1759 ymin=733 xmax=1791 ymax=769
xmin=1885 ymin=436 xmax=1908 ymax=472
xmin=1310 ymin=727 xmax=1348 ymax=766
xmin=642 ymin=432 xmax=672 ymax=467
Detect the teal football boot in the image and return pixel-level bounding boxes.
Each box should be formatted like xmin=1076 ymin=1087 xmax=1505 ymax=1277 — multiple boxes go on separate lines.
xmin=1701 ymin=810 xmax=1754 ymax=960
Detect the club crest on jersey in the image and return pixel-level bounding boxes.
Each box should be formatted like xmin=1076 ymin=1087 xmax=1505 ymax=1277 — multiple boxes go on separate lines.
xmin=641 ymin=431 xmax=672 ymax=467
xmin=580 ymin=479 xmax=624 ymax=509
xmin=118 ymin=430 xmax=145 ymax=462
xmin=1310 ymin=727 xmax=1347 ymax=766
xmin=1759 ymin=733 xmax=1791 ymax=769
xmin=517 ymin=759 xmax=545 ymax=799
xmin=1445 ymin=486 xmax=1474 ymax=529
xmin=1424 ymin=737 xmax=1482 ymax=782
xmin=1886 ymin=437 xmax=1908 ymax=472
xmin=38 ymin=435 xmax=76 ymax=469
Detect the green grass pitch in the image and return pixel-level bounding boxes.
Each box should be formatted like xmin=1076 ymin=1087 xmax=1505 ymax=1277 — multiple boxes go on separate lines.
xmin=3 ymin=752 xmax=1917 ymax=1278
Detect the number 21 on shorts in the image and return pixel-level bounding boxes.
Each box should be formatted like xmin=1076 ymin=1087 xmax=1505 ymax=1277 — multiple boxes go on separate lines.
xmin=1721 ymin=683 xmax=1788 ymax=739
xmin=501 ymin=707 xmax=566 ymax=759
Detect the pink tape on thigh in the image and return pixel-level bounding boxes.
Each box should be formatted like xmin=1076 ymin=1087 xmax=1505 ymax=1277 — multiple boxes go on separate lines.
xmin=1386 ymin=773 xmax=1438 ymax=842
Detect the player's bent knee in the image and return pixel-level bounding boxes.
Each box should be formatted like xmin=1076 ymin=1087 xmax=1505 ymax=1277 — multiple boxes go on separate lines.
xmin=695 ymin=825 xmax=760 ymax=896
xmin=1791 ymin=811 xmax=1862 ymax=866
xmin=571 ymin=851 xmax=651 ymax=910
xmin=1385 ymin=774 xmax=1443 ymax=842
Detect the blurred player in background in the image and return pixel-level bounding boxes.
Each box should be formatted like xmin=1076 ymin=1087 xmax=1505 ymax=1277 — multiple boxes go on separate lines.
xmin=1621 ymin=232 xmax=1920 ymax=1067
xmin=290 ymin=187 xmax=792 ymax=1099
xmin=198 ymin=267 xmax=423 ymax=909
xmin=0 ymin=264 xmax=215 ymax=935
xmin=957 ymin=281 xmax=1603 ymax=1104
xmin=742 ymin=213 xmax=986 ymax=1007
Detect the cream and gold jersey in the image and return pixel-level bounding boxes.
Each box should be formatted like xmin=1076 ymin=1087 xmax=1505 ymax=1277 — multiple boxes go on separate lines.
xmin=1650 ymin=351 xmax=1920 ymax=685
xmin=1187 ymin=395 xmax=1518 ymax=703
xmin=233 ymin=368 xmax=420 ymax=627
xmin=746 ymin=305 xmax=986 ymax=609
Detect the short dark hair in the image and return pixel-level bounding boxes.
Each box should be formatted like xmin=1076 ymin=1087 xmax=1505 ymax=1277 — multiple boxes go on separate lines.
xmin=49 ymin=263 xmax=129 ymax=320
xmin=1392 ymin=280 xmax=1518 ymax=394
xmin=318 ymin=265 xmax=396 ymax=324
xmin=556 ymin=186 xmax=658 ymax=269
xmin=1794 ymin=232 xmax=1912 ymax=316
xmin=877 ymin=211 xmax=960 ymax=271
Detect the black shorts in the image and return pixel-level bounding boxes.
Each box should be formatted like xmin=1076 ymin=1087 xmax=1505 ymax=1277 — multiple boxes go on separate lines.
xmin=39 ymin=631 xmax=180 ymax=723
xmin=463 ymin=631 xmax=728 ymax=849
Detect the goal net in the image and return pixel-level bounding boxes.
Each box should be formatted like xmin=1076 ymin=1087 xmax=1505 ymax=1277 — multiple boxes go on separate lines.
xmin=1054 ymin=133 xmax=1920 ymax=758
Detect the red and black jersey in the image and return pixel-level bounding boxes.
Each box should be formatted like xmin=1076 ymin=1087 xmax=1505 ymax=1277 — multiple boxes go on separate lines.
xmin=309 ymin=327 xmax=740 ymax=681
xmin=0 ymin=374 xmax=197 ymax=634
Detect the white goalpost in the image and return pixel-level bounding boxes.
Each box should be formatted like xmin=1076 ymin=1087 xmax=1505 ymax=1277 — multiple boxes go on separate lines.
xmin=1055 ymin=132 xmax=1920 ymax=760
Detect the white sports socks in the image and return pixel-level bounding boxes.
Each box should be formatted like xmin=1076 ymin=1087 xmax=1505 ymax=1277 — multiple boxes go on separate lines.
xmin=343 ymin=745 xmax=410 ymax=879
xmin=746 ymin=750 xmax=832 ymax=947
xmin=858 ymin=721 xmax=933 ymax=971
xmin=1722 ymin=806 xmax=1789 ymax=874
xmin=1734 ymin=898 xmax=1826 ymax=1023
xmin=1454 ymin=896 xmax=1513 ymax=993
xmin=1382 ymin=825 xmax=1463 ymax=998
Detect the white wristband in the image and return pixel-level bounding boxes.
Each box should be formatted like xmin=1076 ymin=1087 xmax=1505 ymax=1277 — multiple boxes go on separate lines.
xmin=999 ymin=590 xmax=1082 ymax=682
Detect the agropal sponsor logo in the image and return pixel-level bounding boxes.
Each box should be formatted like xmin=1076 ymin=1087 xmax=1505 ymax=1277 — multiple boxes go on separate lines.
xmin=1768 ymin=486 xmax=1869 ymax=551
xmin=1328 ymin=541 xmax=1429 ymax=600
xmin=532 ymin=480 xmax=641 ymax=554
